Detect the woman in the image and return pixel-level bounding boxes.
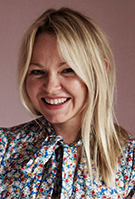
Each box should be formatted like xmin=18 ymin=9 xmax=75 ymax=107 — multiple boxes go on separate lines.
xmin=0 ymin=7 xmax=134 ymax=198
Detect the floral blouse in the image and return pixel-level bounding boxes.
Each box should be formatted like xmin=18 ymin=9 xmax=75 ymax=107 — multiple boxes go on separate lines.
xmin=0 ymin=117 xmax=134 ymax=199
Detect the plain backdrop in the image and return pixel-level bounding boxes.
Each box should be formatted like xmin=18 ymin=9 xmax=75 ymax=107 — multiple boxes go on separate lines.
xmin=0 ymin=0 xmax=135 ymax=136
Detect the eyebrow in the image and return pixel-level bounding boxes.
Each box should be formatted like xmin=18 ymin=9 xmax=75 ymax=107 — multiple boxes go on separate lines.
xmin=59 ymin=62 xmax=67 ymax=67
xmin=29 ymin=62 xmax=44 ymax=68
xmin=29 ymin=61 xmax=67 ymax=68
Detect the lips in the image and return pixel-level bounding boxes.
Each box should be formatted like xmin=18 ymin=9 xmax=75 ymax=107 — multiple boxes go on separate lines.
xmin=41 ymin=97 xmax=70 ymax=105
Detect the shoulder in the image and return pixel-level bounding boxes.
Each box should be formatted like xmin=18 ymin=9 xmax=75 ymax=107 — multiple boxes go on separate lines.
xmin=123 ymin=136 xmax=135 ymax=156
xmin=120 ymin=136 xmax=135 ymax=165
xmin=0 ymin=116 xmax=46 ymax=139
xmin=116 ymin=137 xmax=135 ymax=195
xmin=0 ymin=117 xmax=48 ymax=158
xmin=118 ymin=136 xmax=135 ymax=179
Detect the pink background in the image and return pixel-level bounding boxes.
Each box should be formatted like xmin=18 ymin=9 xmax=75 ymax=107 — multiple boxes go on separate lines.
xmin=0 ymin=0 xmax=135 ymax=136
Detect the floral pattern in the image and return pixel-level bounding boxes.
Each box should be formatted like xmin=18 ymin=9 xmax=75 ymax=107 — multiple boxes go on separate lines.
xmin=0 ymin=116 xmax=134 ymax=198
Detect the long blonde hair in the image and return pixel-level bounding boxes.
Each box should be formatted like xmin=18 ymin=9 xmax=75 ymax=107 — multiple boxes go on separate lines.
xmin=18 ymin=7 xmax=128 ymax=186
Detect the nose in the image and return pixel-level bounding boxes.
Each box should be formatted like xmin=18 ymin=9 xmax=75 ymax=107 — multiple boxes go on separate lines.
xmin=43 ymin=73 xmax=62 ymax=94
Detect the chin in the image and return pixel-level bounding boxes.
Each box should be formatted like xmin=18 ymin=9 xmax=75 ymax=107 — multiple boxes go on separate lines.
xmin=43 ymin=116 xmax=66 ymax=125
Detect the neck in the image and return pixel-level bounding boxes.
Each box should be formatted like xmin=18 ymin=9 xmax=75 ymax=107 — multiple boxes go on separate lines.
xmin=52 ymin=120 xmax=81 ymax=145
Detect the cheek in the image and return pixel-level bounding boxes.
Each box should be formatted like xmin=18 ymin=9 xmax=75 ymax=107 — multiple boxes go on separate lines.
xmin=26 ymin=79 xmax=31 ymax=96
xmin=68 ymin=79 xmax=87 ymax=100
xmin=75 ymin=80 xmax=87 ymax=96
xmin=78 ymin=81 xmax=88 ymax=105
xmin=26 ymin=78 xmax=37 ymax=99
xmin=80 ymin=85 xmax=88 ymax=103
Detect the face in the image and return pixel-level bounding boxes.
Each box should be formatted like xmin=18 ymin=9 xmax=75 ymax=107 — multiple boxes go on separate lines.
xmin=26 ymin=33 xmax=87 ymax=127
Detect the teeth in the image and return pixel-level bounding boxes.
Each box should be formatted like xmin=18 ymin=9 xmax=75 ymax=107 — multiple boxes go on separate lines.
xmin=44 ymin=98 xmax=68 ymax=105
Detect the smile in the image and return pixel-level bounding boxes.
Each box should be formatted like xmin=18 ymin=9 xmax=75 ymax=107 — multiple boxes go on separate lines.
xmin=42 ymin=98 xmax=70 ymax=105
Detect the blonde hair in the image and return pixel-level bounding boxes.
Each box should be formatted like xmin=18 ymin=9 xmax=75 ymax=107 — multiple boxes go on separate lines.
xmin=18 ymin=7 xmax=128 ymax=186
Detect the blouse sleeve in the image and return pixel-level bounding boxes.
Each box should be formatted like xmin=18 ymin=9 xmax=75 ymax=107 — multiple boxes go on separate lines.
xmin=125 ymin=137 xmax=135 ymax=197
xmin=0 ymin=129 xmax=8 ymax=166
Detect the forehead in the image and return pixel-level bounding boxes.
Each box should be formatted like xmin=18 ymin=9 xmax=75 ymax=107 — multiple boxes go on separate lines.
xmin=33 ymin=33 xmax=57 ymax=53
xmin=30 ymin=33 xmax=64 ymax=65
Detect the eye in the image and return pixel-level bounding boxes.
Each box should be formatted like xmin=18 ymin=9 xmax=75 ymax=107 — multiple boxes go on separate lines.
xmin=61 ymin=68 xmax=75 ymax=74
xmin=29 ymin=70 xmax=45 ymax=76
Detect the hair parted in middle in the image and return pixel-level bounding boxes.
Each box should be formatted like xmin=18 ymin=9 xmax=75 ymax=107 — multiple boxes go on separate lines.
xmin=18 ymin=7 xmax=128 ymax=186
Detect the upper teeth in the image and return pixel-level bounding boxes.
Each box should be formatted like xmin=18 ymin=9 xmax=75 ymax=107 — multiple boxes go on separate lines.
xmin=44 ymin=98 xmax=68 ymax=105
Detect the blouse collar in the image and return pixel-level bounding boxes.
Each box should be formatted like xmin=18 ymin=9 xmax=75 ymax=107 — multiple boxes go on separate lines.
xmin=21 ymin=116 xmax=82 ymax=178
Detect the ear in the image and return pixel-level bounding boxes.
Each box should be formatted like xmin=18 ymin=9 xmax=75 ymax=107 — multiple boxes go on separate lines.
xmin=104 ymin=58 xmax=109 ymax=70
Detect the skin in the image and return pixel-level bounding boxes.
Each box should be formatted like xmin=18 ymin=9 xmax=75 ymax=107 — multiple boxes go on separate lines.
xmin=26 ymin=33 xmax=87 ymax=144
